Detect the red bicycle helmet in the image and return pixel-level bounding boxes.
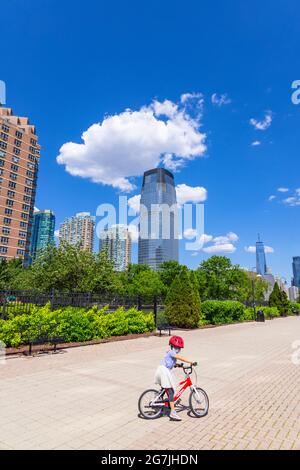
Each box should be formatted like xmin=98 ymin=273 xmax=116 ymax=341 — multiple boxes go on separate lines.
xmin=169 ymin=335 xmax=184 ymax=349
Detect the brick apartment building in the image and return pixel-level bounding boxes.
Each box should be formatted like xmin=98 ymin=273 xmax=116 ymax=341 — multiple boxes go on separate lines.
xmin=0 ymin=106 xmax=40 ymax=264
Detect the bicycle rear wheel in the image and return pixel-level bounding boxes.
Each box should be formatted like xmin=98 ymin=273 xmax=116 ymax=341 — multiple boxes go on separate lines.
xmin=138 ymin=389 xmax=165 ymax=419
xmin=189 ymin=387 xmax=209 ymax=417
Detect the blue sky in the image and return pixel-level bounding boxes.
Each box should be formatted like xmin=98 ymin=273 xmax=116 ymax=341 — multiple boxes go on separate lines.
xmin=1 ymin=0 xmax=299 ymax=282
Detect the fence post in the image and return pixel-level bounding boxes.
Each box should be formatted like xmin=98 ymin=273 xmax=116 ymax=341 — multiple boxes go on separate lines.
xmin=1 ymin=292 xmax=7 ymax=320
xmin=153 ymin=296 xmax=157 ymax=328
xmin=50 ymin=288 xmax=55 ymax=311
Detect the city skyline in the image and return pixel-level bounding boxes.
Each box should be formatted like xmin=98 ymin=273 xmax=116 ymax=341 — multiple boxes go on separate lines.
xmin=1 ymin=0 xmax=299 ymax=282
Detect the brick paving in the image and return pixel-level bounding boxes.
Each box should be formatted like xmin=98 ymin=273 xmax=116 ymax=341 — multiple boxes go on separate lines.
xmin=1 ymin=317 xmax=300 ymax=450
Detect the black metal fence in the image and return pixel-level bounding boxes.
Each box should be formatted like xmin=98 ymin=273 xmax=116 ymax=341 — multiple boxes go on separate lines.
xmin=0 ymin=290 xmax=163 ymax=322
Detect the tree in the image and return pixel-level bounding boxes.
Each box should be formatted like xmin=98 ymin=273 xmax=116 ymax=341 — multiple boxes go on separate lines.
xmin=124 ymin=265 xmax=164 ymax=300
xmin=165 ymin=268 xmax=201 ymax=328
xmin=269 ymin=282 xmax=289 ymax=316
xmin=159 ymin=261 xmax=186 ymax=293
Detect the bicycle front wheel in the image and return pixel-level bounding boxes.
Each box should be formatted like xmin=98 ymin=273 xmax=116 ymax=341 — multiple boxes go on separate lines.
xmin=189 ymin=387 xmax=209 ymax=417
xmin=138 ymin=389 xmax=165 ymax=419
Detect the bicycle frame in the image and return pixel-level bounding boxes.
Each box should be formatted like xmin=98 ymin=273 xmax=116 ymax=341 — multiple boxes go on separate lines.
xmin=164 ymin=374 xmax=193 ymax=406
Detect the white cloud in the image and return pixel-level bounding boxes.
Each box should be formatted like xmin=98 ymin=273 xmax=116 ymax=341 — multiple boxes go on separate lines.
xmin=176 ymin=184 xmax=207 ymax=206
xmin=203 ymin=243 xmax=236 ymax=254
xmin=211 ymin=93 xmax=231 ymax=107
xmin=128 ymin=194 xmax=141 ymax=214
xmin=250 ymin=111 xmax=272 ymax=131
xmin=213 ymin=231 xmax=239 ymax=244
xmin=282 ymin=196 xmax=300 ymax=206
xmin=183 ymin=228 xmax=198 ymax=239
xmin=296 ymin=188 xmax=300 ymax=196
xmin=277 ymin=187 xmax=289 ymax=193
xmin=251 ymin=140 xmax=261 ymax=146
xmin=128 ymin=224 xmax=139 ymax=243
xmin=57 ymin=94 xmax=207 ymax=191
xmin=268 ymin=195 xmax=276 ymax=201
xmin=54 ymin=230 xmax=60 ymax=238
xmin=34 ymin=206 xmax=39 ymax=212
xmin=244 ymin=245 xmax=274 ymax=253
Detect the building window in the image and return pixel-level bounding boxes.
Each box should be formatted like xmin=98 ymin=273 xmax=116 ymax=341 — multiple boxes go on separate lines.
xmin=8 ymin=181 xmax=16 ymax=189
xmin=0 ymin=246 xmax=8 ymax=254
xmin=15 ymin=131 xmax=23 ymax=139
xmin=10 ymin=173 xmax=17 ymax=180
xmin=0 ymin=237 xmax=9 ymax=244
xmin=3 ymin=218 xmax=11 ymax=225
xmin=25 ymin=179 xmax=33 ymax=186
xmin=7 ymin=190 xmax=15 ymax=198
xmin=2 ymin=227 xmax=10 ymax=235
xmin=11 ymin=164 xmax=19 ymax=172
xmin=19 ymin=231 xmax=26 ymax=238
xmin=18 ymin=240 xmax=26 ymax=247
xmin=5 ymin=208 xmax=13 ymax=215
xmin=30 ymin=138 xmax=37 ymax=146
xmin=12 ymin=156 xmax=20 ymax=163
xmin=2 ymin=125 xmax=9 ymax=133
xmin=13 ymin=148 xmax=21 ymax=155
xmin=24 ymin=187 xmax=32 ymax=194
xmin=0 ymin=142 xmax=7 ymax=150
xmin=21 ymin=213 xmax=28 ymax=220
xmin=16 ymin=249 xmax=25 ymax=256
xmin=0 ymin=132 xmax=8 ymax=141
xmin=22 ymin=204 xmax=30 ymax=211
xmin=23 ymin=195 xmax=31 ymax=203
xmin=0 ymin=150 xmax=6 ymax=158
xmin=26 ymin=170 xmax=34 ymax=178
xmin=14 ymin=139 xmax=22 ymax=147
xmin=0 ymin=159 xmax=4 ymax=167
xmin=6 ymin=199 xmax=14 ymax=207
xmin=20 ymin=221 xmax=27 ymax=228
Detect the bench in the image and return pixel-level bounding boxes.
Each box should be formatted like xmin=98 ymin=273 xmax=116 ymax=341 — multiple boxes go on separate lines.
xmin=27 ymin=336 xmax=65 ymax=355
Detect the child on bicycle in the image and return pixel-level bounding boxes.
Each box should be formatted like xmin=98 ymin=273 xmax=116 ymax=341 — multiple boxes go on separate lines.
xmin=154 ymin=335 xmax=196 ymax=421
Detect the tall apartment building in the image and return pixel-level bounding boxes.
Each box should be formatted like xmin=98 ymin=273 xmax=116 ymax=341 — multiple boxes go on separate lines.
xmin=59 ymin=212 xmax=95 ymax=252
xmin=138 ymin=168 xmax=178 ymax=270
xmin=30 ymin=209 xmax=55 ymax=262
xmin=0 ymin=107 xmax=40 ymax=264
xmin=99 ymin=224 xmax=131 ymax=271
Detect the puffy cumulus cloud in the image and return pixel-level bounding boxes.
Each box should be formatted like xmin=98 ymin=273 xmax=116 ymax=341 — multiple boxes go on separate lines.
xmin=277 ymin=187 xmax=289 ymax=193
xmin=212 ymin=232 xmax=239 ymax=245
xmin=244 ymin=245 xmax=274 ymax=253
xmin=57 ymin=94 xmax=207 ymax=191
xmin=203 ymin=243 xmax=236 ymax=254
xmin=176 ymin=184 xmax=207 ymax=206
xmin=250 ymin=111 xmax=272 ymax=131
xmin=127 ymin=184 xmax=208 ymax=213
xmin=251 ymin=140 xmax=261 ymax=146
xmin=211 ymin=93 xmax=231 ymax=107
xmin=268 ymin=195 xmax=276 ymax=201
xmin=282 ymin=196 xmax=300 ymax=206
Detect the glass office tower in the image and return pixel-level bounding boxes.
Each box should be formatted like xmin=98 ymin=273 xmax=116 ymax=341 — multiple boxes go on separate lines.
xmin=99 ymin=224 xmax=131 ymax=271
xmin=30 ymin=210 xmax=55 ymax=261
xmin=256 ymin=234 xmax=267 ymax=275
xmin=138 ymin=168 xmax=178 ymax=270
xmin=292 ymin=256 xmax=300 ymax=289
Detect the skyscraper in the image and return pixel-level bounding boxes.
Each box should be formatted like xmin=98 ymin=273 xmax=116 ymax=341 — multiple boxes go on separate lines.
xmin=0 ymin=107 xmax=40 ymax=264
xmin=99 ymin=224 xmax=131 ymax=271
xmin=59 ymin=212 xmax=95 ymax=252
xmin=292 ymin=256 xmax=300 ymax=289
xmin=138 ymin=168 xmax=178 ymax=270
xmin=256 ymin=234 xmax=267 ymax=275
xmin=30 ymin=210 xmax=55 ymax=261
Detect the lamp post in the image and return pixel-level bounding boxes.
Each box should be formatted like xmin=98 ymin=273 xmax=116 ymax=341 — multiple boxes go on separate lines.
xmin=251 ymin=267 xmax=262 ymax=321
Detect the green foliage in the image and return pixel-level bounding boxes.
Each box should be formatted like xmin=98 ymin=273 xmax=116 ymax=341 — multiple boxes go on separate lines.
xmin=256 ymin=306 xmax=280 ymax=319
xmin=196 ymin=256 xmax=268 ymax=302
xmin=201 ymin=300 xmax=246 ymax=325
xmin=0 ymin=304 xmax=155 ymax=348
xmin=165 ymin=268 xmax=201 ymax=328
xmin=269 ymin=282 xmax=290 ymax=316
xmin=121 ymin=264 xmax=164 ymax=299
xmin=159 ymin=261 xmax=186 ymax=293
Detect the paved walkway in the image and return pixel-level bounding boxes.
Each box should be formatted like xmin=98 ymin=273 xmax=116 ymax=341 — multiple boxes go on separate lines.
xmin=1 ymin=317 xmax=300 ymax=450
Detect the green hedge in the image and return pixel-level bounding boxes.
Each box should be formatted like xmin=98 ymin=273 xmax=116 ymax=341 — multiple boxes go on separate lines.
xmin=0 ymin=303 xmax=155 ymax=348
xmin=201 ymin=300 xmax=246 ymax=325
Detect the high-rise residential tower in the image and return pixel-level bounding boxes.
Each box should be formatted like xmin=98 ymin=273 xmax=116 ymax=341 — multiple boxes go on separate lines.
xmin=99 ymin=224 xmax=131 ymax=271
xmin=59 ymin=212 xmax=95 ymax=252
xmin=138 ymin=168 xmax=178 ymax=270
xmin=292 ymin=256 xmax=300 ymax=289
xmin=256 ymin=234 xmax=267 ymax=275
xmin=0 ymin=107 xmax=41 ymax=264
xmin=30 ymin=209 xmax=55 ymax=261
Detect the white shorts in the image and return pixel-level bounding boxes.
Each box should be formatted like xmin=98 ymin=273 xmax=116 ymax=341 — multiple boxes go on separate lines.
xmin=154 ymin=365 xmax=177 ymax=390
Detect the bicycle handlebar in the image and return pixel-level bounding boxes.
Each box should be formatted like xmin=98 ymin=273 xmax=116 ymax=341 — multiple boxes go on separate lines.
xmin=175 ymin=362 xmax=198 ymax=369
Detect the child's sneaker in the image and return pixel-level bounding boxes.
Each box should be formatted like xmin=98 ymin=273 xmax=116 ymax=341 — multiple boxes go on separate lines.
xmin=169 ymin=411 xmax=182 ymax=421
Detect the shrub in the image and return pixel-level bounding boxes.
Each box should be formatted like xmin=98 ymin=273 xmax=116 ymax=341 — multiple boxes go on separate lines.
xmin=288 ymin=302 xmax=300 ymax=316
xmin=165 ymin=269 xmax=201 ymax=328
xmin=201 ymin=300 xmax=246 ymax=325
xmin=256 ymin=306 xmax=280 ymax=319
xmin=0 ymin=305 xmax=155 ymax=348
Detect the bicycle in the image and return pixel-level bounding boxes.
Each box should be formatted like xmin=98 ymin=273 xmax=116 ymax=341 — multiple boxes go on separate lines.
xmin=138 ymin=362 xmax=209 ymax=419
